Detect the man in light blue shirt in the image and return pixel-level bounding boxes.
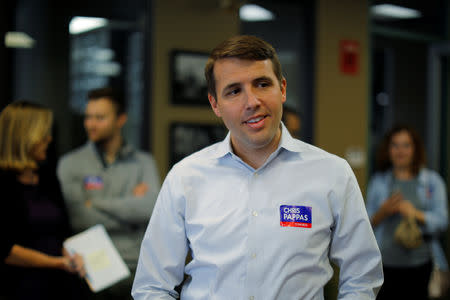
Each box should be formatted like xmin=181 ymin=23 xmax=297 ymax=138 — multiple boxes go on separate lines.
xmin=132 ymin=35 xmax=383 ymax=300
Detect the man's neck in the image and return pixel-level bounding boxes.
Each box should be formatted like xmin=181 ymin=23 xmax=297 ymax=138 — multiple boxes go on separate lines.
xmin=235 ymin=148 xmax=271 ymax=169
xmin=99 ymin=134 xmax=123 ymax=164
xmin=231 ymin=130 xmax=282 ymax=170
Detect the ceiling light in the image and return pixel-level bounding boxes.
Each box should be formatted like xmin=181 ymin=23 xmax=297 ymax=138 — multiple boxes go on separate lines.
xmin=239 ymin=4 xmax=275 ymax=22
xmin=371 ymin=4 xmax=421 ymax=20
xmin=5 ymin=32 xmax=35 ymax=48
xmin=69 ymin=17 xmax=108 ymax=35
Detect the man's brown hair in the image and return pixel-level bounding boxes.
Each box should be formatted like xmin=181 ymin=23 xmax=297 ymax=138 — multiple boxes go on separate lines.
xmin=205 ymin=35 xmax=283 ymax=100
xmin=87 ymin=87 xmax=125 ymax=115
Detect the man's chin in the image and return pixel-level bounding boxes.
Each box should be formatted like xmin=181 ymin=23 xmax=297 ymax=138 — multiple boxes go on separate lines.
xmin=92 ymin=138 xmax=110 ymax=148
xmin=88 ymin=134 xmax=104 ymax=142
xmin=88 ymin=133 xmax=114 ymax=146
xmin=89 ymin=137 xmax=104 ymax=144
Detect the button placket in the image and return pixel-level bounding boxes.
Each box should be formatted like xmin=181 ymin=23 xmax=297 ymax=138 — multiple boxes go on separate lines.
xmin=245 ymin=170 xmax=261 ymax=299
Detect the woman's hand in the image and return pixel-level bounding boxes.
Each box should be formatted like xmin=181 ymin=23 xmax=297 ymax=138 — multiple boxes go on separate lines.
xmin=61 ymin=249 xmax=85 ymax=277
xmin=371 ymin=192 xmax=403 ymax=227
xmin=397 ymin=200 xmax=426 ymax=224
xmin=379 ymin=192 xmax=403 ymax=216
xmin=397 ymin=200 xmax=416 ymax=217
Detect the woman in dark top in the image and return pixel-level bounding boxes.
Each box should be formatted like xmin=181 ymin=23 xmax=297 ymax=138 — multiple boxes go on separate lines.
xmin=0 ymin=101 xmax=84 ymax=299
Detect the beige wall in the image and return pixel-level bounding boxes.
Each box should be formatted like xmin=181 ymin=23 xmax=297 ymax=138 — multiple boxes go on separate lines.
xmin=315 ymin=0 xmax=369 ymax=192
xmin=315 ymin=3 xmax=369 ymax=297
xmin=151 ymin=0 xmax=239 ymax=177
xmin=152 ymin=0 xmax=370 ymax=187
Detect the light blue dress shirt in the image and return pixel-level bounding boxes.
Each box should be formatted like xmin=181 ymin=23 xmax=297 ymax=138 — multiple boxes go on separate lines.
xmin=132 ymin=125 xmax=383 ymax=300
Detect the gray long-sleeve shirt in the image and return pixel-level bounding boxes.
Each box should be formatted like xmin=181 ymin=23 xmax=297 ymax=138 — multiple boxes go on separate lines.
xmin=57 ymin=142 xmax=160 ymax=268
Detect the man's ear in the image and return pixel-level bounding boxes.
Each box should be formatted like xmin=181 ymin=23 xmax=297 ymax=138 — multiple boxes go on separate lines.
xmin=281 ymin=77 xmax=287 ymax=104
xmin=208 ymin=93 xmax=221 ymax=117
xmin=117 ymin=113 xmax=128 ymax=129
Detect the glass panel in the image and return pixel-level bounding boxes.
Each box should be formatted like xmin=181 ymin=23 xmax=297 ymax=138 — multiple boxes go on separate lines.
xmin=69 ymin=20 xmax=145 ymax=148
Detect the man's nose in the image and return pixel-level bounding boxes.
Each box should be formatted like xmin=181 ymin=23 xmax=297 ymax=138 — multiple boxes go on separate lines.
xmin=245 ymin=88 xmax=261 ymax=109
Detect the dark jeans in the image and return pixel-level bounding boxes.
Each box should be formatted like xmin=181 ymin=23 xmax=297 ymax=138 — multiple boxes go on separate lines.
xmin=377 ymin=260 xmax=432 ymax=300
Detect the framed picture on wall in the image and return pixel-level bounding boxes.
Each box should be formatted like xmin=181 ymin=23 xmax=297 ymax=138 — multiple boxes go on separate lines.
xmin=169 ymin=122 xmax=228 ymax=167
xmin=170 ymin=50 xmax=210 ymax=106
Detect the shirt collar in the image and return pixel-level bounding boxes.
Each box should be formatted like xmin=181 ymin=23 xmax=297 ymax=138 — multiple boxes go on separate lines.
xmin=278 ymin=122 xmax=304 ymax=154
xmin=91 ymin=140 xmax=135 ymax=167
xmin=118 ymin=142 xmax=134 ymax=157
xmin=213 ymin=132 xmax=233 ymax=159
xmin=212 ymin=122 xmax=305 ymax=160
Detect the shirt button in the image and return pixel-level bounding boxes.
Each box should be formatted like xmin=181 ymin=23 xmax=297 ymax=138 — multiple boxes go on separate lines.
xmin=254 ymin=172 xmax=258 ymax=177
xmin=252 ymin=211 xmax=258 ymax=217
xmin=249 ymin=297 xmax=254 ymax=300
xmin=251 ymin=253 xmax=257 ymax=259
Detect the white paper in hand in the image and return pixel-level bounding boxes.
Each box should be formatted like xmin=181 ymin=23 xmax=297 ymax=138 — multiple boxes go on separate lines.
xmin=64 ymin=224 xmax=130 ymax=292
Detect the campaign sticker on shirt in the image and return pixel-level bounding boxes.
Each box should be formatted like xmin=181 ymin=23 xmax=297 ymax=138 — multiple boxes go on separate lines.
xmin=84 ymin=176 xmax=104 ymax=190
xmin=280 ymin=205 xmax=312 ymax=228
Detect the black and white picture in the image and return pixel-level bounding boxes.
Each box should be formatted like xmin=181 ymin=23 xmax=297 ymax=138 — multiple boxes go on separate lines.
xmin=171 ymin=50 xmax=209 ymax=105
xmin=170 ymin=123 xmax=227 ymax=166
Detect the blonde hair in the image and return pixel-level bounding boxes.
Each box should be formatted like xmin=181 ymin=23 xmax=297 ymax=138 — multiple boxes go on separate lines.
xmin=0 ymin=101 xmax=53 ymax=171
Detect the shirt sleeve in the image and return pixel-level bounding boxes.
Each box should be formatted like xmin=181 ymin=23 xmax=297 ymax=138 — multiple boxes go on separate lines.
xmin=91 ymin=154 xmax=161 ymax=225
xmin=422 ymin=172 xmax=448 ymax=235
xmin=329 ymin=162 xmax=383 ymax=300
xmin=365 ymin=176 xmax=382 ymax=220
xmin=132 ymin=170 xmax=188 ymax=299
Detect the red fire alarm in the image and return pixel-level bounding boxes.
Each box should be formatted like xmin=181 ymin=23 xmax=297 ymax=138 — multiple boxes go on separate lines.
xmin=340 ymin=40 xmax=359 ymax=75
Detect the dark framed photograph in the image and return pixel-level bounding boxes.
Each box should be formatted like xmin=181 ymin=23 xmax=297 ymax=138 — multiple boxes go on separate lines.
xmin=170 ymin=50 xmax=210 ymax=106
xmin=169 ymin=122 xmax=228 ymax=166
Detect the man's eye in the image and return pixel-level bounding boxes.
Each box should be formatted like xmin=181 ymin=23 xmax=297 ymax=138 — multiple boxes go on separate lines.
xmin=257 ymin=81 xmax=270 ymax=88
xmin=226 ymin=88 xmax=240 ymax=96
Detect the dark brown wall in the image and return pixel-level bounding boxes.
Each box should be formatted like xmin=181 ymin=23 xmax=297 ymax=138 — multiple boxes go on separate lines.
xmin=0 ymin=1 xmax=14 ymax=110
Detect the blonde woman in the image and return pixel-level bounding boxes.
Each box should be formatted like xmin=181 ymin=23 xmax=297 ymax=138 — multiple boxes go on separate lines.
xmin=0 ymin=101 xmax=84 ymax=300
